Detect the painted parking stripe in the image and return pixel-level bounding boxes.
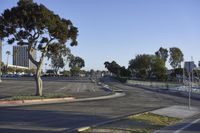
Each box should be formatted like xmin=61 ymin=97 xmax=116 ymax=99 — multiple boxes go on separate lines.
xmin=174 ymin=118 xmax=200 ymax=133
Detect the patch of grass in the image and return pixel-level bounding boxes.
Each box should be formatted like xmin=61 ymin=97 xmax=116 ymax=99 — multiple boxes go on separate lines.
xmin=129 ymin=112 xmax=181 ymax=126
xmin=81 ymin=113 xmax=181 ymax=133
xmin=2 ymin=93 xmax=70 ymax=101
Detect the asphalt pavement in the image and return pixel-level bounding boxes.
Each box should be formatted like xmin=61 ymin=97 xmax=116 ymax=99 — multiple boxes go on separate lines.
xmin=0 ymin=77 xmax=200 ymax=133
xmin=0 ymin=78 xmax=108 ymax=99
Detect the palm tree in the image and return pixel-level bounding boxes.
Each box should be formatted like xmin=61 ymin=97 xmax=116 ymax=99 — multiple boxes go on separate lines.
xmin=6 ymin=51 xmax=11 ymax=66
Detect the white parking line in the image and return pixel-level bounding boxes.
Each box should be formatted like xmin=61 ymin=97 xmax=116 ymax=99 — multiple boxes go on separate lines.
xmin=174 ymin=118 xmax=200 ymax=133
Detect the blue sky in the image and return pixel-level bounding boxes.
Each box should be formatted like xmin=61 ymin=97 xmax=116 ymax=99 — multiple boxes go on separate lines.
xmin=1 ymin=0 xmax=200 ymax=70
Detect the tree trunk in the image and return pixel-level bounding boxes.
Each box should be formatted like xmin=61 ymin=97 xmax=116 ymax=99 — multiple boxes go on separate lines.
xmin=28 ymin=44 xmax=45 ymax=96
xmin=35 ymin=66 xmax=43 ymax=96
xmin=28 ymin=40 xmax=52 ymax=96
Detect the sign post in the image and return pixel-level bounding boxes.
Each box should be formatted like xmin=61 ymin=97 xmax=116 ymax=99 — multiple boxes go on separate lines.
xmin=184 ymin=61 xmax=195 ymax=110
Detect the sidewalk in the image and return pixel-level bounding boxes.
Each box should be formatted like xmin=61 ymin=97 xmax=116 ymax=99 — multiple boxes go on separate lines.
xmin=151 ymin=105 xmax=200 ymax=119
xmin=153 ymin=105 xmax=200 ymax=133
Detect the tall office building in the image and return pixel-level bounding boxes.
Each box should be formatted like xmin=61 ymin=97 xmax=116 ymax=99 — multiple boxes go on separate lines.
xmin=13 ymin=46 xmax=36 ymax=69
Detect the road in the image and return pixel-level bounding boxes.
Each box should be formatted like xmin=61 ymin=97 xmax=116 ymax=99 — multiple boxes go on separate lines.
xmin=0 ymin=77 xmax=199 ymax=133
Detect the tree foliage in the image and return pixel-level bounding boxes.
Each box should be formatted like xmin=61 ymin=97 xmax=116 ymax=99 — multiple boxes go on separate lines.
xmin=0 ymin=0 xmax=78 ymax=96
xmin=129 ymin=54 xmax=167 ymax=80
xmin=6 ymin=67 xmax=15 ymax=74
xmin=69 ymin=56 xmax=85 ymax=69
xmin=69 ymin=56 xmax=85 ymax=76
xmin=169 ymin=47 xmax=184 ymax=69
xmin=104 ymin=61 xmax=130 ymax=77
xmin=120 ymin=66 xmax=131 ymax=77
xmin=0 ymin=61 xmax=4 ymax=67
xmin=48 ymin=43 xmax=71 ymax=75
xmin=129 ymin=54 xmax=152 ymax=79
xmin=16 ymin=68 xmax=24 ymax=73
xmin=24 ymin=68 xmax=35 ymax=74
xmin=155 ymin=47 xmax=168 ymax=63
xmin=104 ymin=61 xmax=121 ymax=76
xmin=150 ymin=56 xmax=167 ymax=80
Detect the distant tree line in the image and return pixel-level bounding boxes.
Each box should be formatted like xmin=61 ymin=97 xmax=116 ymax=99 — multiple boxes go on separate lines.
xmin=104 ymin=47 xmax=186 ymax=82
xmin=104 ymin=61 xmax=130 ymax=78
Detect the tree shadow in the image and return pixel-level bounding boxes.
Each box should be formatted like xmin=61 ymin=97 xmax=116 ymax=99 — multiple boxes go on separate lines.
xmin=0 ymin=107 xmax=109 ymax=133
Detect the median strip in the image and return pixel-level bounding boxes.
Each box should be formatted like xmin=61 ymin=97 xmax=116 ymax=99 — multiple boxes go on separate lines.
xmin=0 ymin=90 xmax=125 ymax=107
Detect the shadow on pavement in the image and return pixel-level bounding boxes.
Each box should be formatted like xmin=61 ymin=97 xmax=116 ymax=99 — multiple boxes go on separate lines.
xmin=0 ymin=107 xmax=109 ymax=133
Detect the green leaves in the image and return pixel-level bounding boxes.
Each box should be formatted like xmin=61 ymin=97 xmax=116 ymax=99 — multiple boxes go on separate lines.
xmin=129 ymin=54 xmax=167 ymax=80
xmin=155 ymin=47 xmax=168 ymax=63
xmin=104 ymin=61 xmax=130 ymax=77
xmin=0 ymin=0 xmax=78 ymax=47
xmin=69 ymin=56 xmax=85 ymax=69
xmin=40 ymin=37 xmax=48 ymax=43
xmin=7 ymin=38 xmax=15 ymax=44
xmin=169 ymin=47 xmax=184 ymax=69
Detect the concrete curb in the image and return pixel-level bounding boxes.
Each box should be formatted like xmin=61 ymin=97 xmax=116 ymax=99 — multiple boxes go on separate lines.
xmin=0 ymin=81 xmax=125 ymax=107
xmin=0 ymin=97 xmax=75 ymax=107
xmin=0 ymin=92 xmax=125 ymax=107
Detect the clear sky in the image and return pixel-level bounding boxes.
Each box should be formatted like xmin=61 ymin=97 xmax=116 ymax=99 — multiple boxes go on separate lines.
xmin=1 ymin=0 xmax=200 ymax=70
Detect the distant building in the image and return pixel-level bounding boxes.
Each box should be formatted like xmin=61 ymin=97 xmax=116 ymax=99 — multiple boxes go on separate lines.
xmin=13 ymin=46 xmax=36 ymax=69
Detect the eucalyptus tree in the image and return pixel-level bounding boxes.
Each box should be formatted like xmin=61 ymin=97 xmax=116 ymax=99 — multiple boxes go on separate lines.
xmin=48 ymin=43 xmax=71 ymax=76
xmin=104 ymin=61 xmax=129 ymax=77
xmin=155 ymin=47 xmax=168 ymax=64
xmin=0 ymin=0 xmax=78 ymax=96
xmin=128 ymin=54 xmax=166 ymax=80
xmin=69 ymin=56 xmax=85 ymax=76
xmin=169 ymin=47 xmax=184 ymax=69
